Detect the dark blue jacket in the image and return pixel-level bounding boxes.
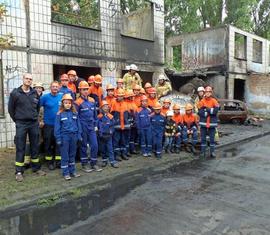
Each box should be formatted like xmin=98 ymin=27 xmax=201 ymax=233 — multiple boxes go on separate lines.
xmin=8 ymin=86 xmax=40 ymax=122
xmin=136 ymin=107 xmax=152 ymax=129
xmin=54 ymin=110 xmax=82 ymax=144
xmin=150 ymin=113 xmax=166 ymax=134
xmin=97 ymin=113 xmax=114 ymax=138
xmin=75 ymin=96 xmax=97 ymax=131
xmin=59 ymin=86 xmax=75 ymax=100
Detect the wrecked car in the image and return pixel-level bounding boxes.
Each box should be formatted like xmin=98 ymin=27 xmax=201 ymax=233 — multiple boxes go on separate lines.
xmin=218 ymin=99 xmax=248 ymax=124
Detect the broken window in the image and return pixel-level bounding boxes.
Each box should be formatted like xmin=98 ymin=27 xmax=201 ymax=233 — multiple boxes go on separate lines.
xmin=121 ymin=0 xmax=154 ymax=41
xmin=234 ymin=33 xmax=246 ymax=60
xmin=252 ymin=39 xmax=263 ymax=64
xmin=173 ymin=45 xmax=182 ymax=71
xmin=51 ymin=0 xmax=100 ymax=29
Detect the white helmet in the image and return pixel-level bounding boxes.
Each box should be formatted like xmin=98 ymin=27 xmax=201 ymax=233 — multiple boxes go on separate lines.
xmin=197 ymin=86 xmax=205 ymax=92
xmin=166 ymin=110 xmax=174 ymax=117
xmin=129 ymin=64 xmax=138 ymax=71
xmin=158 ymin=74 xmax=166 ymax=81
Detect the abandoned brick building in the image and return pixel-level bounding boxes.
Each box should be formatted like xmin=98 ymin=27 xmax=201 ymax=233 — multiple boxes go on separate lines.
xmin=0 ymin=0 xmax=165 ymax=147
xmin=167 ymin=25 xmax=270 ymax=115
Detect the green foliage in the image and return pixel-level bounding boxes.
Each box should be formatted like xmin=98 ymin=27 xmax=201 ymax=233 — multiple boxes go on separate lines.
xmin=0 ymin=3 xmax=15 ymax=49
xmin=164 ymin=0 xmax=270 ymax=40
xmin=51 ymin=0 xmax=100 ymax=29
xmin=120 ymin=0 xmax=151 ymax=14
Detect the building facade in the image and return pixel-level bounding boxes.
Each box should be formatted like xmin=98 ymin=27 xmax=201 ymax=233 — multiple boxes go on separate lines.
xmin=167 ymin=25 xmax=270 ymax=115
xmin=0 ymin=0 xmax=165 ymax=148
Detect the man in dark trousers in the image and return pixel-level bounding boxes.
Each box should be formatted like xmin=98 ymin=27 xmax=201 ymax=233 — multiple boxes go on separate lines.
xmin=8 ymin=73 xmax=46 ymax=182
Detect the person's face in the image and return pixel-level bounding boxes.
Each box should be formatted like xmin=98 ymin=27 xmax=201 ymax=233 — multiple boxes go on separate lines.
xmin=50 ymin=83 xmax=59 ymax=94
xmin=141 ymin=100 xmax=148 ymax=107
xmin=174 ymin=109 xmax=180 ymax=114
xmin=61 ymin=78 xmax=69 ymax=87
xmin=95 ymin=82 xmax=101 ymax=87
xmin=80 ymin=88 xmax=89 ymax=97
xmin=23 ymin=75 xmax=33 ymax=86
xmin=35 ymin=87 xmax=43 ymax=96
xmin=117 ymin=83 xmax=123 ymax=89
xmin=107 ymin=89 xmax=114 ymax=97
xmin=128 ymin=96 xmax=134 ymax=101
xmin=63 ymin=100 xmax=72 ymax=110
xmin=117 ymin=96 xmax=124 ymax=101
xmin=130 ymin=70 xmax=136 ymax=75
xmin=159 ymin=79 xmax=164 ymax=85
xmin=154 ymin=109 xmax=161 ymax=114
xmin=133 ymin=89 xmax=140 ymax=95
xmin=198 ymin=91 xmax=204 ymax=98
xmin=205 ymin=91 xmax=212 ymax=98
xmin=149 ymin=93 xmax=156 ymax=98
xmin=167 ymin=116 xmax=172 ymax=120
xmin=186 ymin=109 xmax=192 ymax=115
xmin=68 ymin=74 xmax=76 ymax=82
xmin=163 ymin=103 xmax=170 ymax=109
xmin=102 ymin=104 xmax=110 ymax=113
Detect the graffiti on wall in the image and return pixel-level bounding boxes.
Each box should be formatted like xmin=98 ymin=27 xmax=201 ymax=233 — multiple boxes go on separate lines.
xmin=4 ymin=65 xmax=27 ymax=104
xmin=57 ymin=36 xmax=109 ymax=56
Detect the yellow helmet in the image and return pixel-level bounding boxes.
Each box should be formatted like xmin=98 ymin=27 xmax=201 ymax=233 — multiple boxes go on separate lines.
xmin=172 ymin=104 xmax=181 ymax=110
xmin=185 ymin=103 xmax=193 ymax=111
xmin=62 ymin=93 xmax=73 ymax=101
xmin=78 ymin=81 xmax=89 ymax=89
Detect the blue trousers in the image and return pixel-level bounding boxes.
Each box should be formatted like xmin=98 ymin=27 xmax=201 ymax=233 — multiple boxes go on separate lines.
xmin=113 ymin=129 xmax=129 ymax=157
xmin=182 ymin=126 xmax=198 ymax=146
xmin=60 ymin=133 xmax=77 ymax=176
xmin=200 ymin=127 xmax=216 ymax=153
xmin=129 ymin=127 xmax=138 ymax=152
xmin=100 ymin=136 xmax=116 ymax=164
xmin=164 ymin=136 xmax=173 ymax=150
xmin=140 ymin=128 xmax=152 ymax=154
xmin=81 ymin=129 xmax=98 ymax=166
xmin=152 ymin=131 xmax=163 ymax=155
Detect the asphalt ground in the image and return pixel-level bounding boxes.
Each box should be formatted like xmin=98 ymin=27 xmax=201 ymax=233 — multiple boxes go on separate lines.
xmin=59 ymin=135 xmax=270 ymax=235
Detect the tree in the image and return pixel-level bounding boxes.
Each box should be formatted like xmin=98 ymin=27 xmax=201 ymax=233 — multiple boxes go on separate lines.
xmin=0 ymin=3 xmax=15 ymax=49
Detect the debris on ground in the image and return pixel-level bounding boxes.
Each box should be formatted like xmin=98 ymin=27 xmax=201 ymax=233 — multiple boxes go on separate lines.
xmin=244 ymin=116 xmax=264 ymax=127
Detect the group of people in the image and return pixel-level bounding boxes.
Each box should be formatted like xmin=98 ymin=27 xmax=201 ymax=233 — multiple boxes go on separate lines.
xmin=8 ymin=64 xmax=219 ymax=182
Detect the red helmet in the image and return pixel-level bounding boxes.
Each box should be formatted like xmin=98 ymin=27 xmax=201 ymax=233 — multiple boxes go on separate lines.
xmin=88 ymin=75 xmax=95 ymax=83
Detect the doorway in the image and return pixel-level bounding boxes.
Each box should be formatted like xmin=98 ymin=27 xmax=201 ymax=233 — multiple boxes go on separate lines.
xmin=234 ymin=79 xmax=245 ymax=101
xmin=53 ymin=64 xmax=101 ymax=81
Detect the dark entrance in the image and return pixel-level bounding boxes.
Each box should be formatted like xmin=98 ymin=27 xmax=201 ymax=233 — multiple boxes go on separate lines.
xmin=53 ymin=64 xmax=101 ymax=81
xmin=234 ymin=79 xmax=245 ymax=101
xmin=121 ymin=70 xmax=153 ymax=87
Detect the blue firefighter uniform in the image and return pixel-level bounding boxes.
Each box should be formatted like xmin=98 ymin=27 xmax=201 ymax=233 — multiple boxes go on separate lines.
xmin=59 ymin=86 xmax=76 ymax=100
xmin=75 ymin=96 xmax=98 ymax=166
xmin=150 ymin=112 xmax=166 ymax=158
xmin=97 ymin=113 xmax=116 ymax=165
xmin=136 ymin=107 xmax=152 ymax=156
xmin=54 ymin=110 xmax=82 ymax=176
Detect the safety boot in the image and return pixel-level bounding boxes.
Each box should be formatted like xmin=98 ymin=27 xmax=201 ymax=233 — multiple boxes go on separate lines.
xmin=199 ymin=151 xmax=206 ymax=159
xmin=210 ymin=152 xmax=216 ymax=158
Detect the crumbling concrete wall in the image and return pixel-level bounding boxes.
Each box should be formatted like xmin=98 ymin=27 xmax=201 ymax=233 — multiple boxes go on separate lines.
xmin=121 ymin=7 xmax=154 ymax=41
xmin=0 ymin=0 xmax=165 ymax=148
xmin=246 ymin=74 xmax=270 ymax=114
xmin=205 ymin=75 xmax=226 ymax=99
xmin=167 ymin=27 xmax=227 ymax=71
